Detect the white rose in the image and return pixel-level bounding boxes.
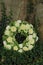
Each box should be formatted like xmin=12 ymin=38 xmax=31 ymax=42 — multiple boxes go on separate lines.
xmin=15 ymin=22 xmax=20 ymax=27
xmin=19 ymin=24 xmax=26 ymax=31
xmin=27 ymin=35 xmax=33 ymax=40
xmin=29 ymin=35 xmax=33 ymax=40
xmin=26 ymin=35 xmax=33 ymax=41
xmin=28 ymin=45 xmax=34 ymax=50
xmin=19 ymin=44 xmax=23 ymax=48
xmin=29 ymin=28 xmax=33 ymax=34
xmin=10 ymin=26 xmax=17 ymax=32
xmin=30 ymin=24 xmax=33 ymax=28
xmin=7 ymin=37 xmax=13 ymax=43
xmin=18 ymin=49 xmax=23 ymax=53
xmin=17 ymin=20 xmax=21 ymax=23
xmin=13 ymin=46 xmax=18 ymax=51
xmin=4 ymin=44 xmax=12 ymax=50
xmin=26 ymin=24 xmax=30 ymax=30
xmin=23 ymin=46 xmax=29 ymax=51
xmin=3 ymin=41 xmax=7 ymax=45
xmin=29 ymin=39 xmax=35 ymax=44
xmin=6 ymin=25 xmax=10 ymax=30
xmin=36 ymin=37 xmax=38 ymax=41
xmin=4 ymin=30 xmax=10 ymax=36
xmin=33 ymin=33 xmax=37 ymax=38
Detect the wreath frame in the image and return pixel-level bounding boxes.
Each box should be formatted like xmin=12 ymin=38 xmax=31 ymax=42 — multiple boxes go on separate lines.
xmin=3 ymin=20 xmax=38 ymax=53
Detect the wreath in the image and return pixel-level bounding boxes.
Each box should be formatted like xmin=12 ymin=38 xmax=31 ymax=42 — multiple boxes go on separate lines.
xmin=3 ymin=20 xmax=38 ymax=53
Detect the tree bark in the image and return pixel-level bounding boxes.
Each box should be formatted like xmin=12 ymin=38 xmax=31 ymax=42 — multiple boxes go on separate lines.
xmin=3 ymin=0 xmax=27 ymax=20
xmin=36 ymin=3 xmax=43 ymax=40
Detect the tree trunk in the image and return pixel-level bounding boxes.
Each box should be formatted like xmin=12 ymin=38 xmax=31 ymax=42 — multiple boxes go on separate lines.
xmin=3 ymin=0 xmax=27 ymax=20
xmin=36 ymin=2 xmax=43 ymax=41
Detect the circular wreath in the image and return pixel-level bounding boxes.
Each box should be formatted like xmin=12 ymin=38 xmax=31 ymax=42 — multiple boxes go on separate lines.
xmin=3 ymin=20 xmax=38 ymax=53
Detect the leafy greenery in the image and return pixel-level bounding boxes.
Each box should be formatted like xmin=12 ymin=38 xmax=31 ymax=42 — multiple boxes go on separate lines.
xmin=0 ymin=39 xmax=42 ymax=65
xmin=0 ymin=1 xmax=7 ymax=49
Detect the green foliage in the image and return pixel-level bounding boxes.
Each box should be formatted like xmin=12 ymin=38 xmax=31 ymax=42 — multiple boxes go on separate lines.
xmin=0 ymin=1 xmax=7 ymax=48
xmin=0 ymin=1 xmax=13 ymax=36
xmin=0 ymin=1 xmax=13 ymax=46
xmin=0 ymin=40 xmax=42 ymax=65
xmin=0 ymin=1 xmax=7 ymax=35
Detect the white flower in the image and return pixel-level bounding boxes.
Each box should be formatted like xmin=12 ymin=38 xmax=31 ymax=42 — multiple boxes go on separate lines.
xmin=17 ymin=20 xmax=21 ymax=23
xmin=28 ymin=45 xmax=34 ymax=50
xmin=18 ymin=49 xmax=23 ymax=53
xmin=28 ymin=38 xmax=35 ymax=45
xmin=4 ymin=44 xmax=12 ymax=50
xmin=29 ymin=28 xmax=33 ymax=34
xmin=15 ymin=22 xmax=20 ymax=27
xmin=19 ymin=44 xmax=23 ymax=48
xmin=4 ymin=30 xmax=10 ymax=36
xmin=3 ymin=41 xmax=7 ymax=45
xmin=6 ymin=25 xmax=10 ymax=30
xmin=7 ymin=37 xmax=13 ymax=43
xmin=26 ymin=24 xmax=30 ymax=30
xmin=10 ymin=26 xmax=17 ymax=32
xmin=33 ymin=33 xmax=37 ymax=38
xmin=30 ymin=24 xmax=33 ymax=28
xmin=19 ymin=24 xmax=26 ymax=31
xmin=23 ymin=46 xmax=29 ymax=51
xmin=26 ymin=35 xmax=33 ymax=41
xmin=29 ymin=35 xmax=33 ymax=39
xmin=13 ymin=46 xmax=18 ymax=51
xmin=3 ymin=41 xmax=12 ymax=50
xmin=36 ymin=37 xmax=38 ymax=41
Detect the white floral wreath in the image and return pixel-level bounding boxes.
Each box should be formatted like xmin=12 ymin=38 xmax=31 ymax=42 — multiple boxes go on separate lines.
xmin=3 ymin=20 xmax=38 ymax=53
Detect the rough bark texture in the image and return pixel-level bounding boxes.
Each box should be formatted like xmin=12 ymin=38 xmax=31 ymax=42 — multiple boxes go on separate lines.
xmin=1 ymin=0 xmax=27 ymax=20
xmin=36 ymin=3 xmax=43 ymax=40
xmin=0 ymin=0 xmax=36 ymax=21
